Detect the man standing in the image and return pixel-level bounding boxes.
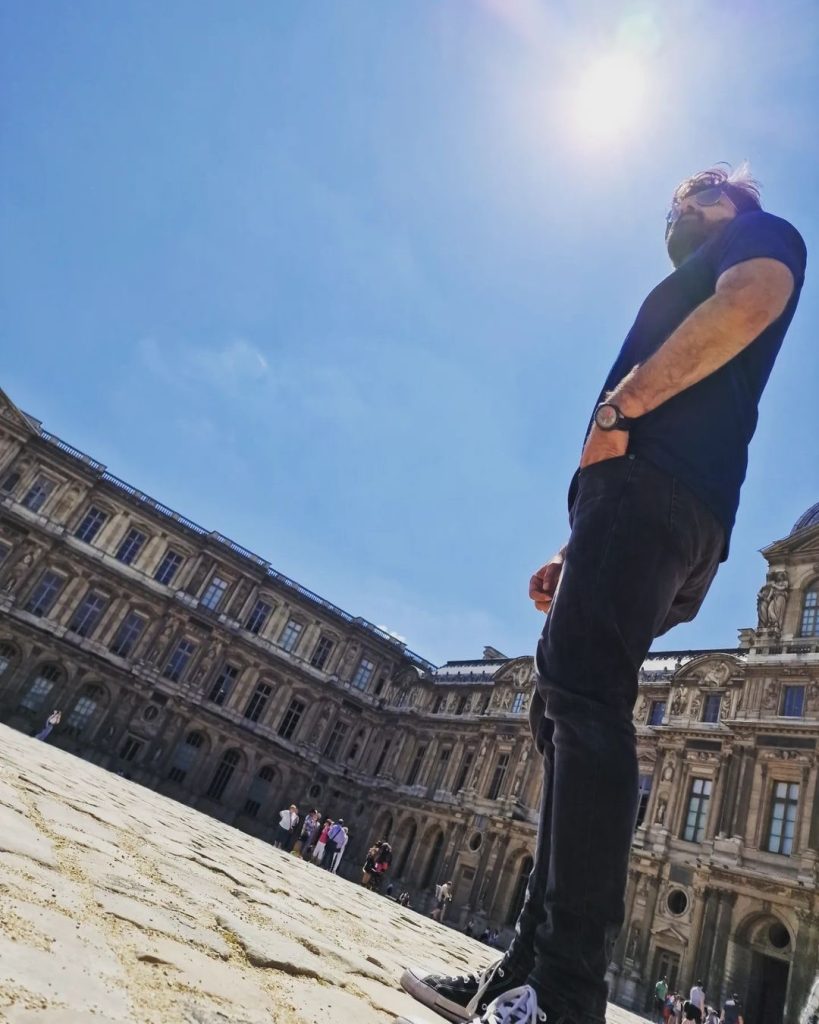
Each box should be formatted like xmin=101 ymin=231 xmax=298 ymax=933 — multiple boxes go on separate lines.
xmin=35 ymin=708 xmax=61 ymax=741
xmin=689 ymin=981 xmax=706 ymax=1024
xmin=720 ymin=993 xmax=744 ymax=1024
xmin=273 ymin=804 xmax=299 ymax=850
xmin=322 ymin=818 xmax=345 ymax=870
xmin=654 ymin=977 xmax=669 ymax=1023
xmin=397 ymin=165 xmax=806 ymax=1024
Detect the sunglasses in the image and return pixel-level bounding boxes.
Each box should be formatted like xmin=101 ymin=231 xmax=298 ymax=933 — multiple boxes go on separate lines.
xmin=665 ymin=185 xmax=730 ymax=232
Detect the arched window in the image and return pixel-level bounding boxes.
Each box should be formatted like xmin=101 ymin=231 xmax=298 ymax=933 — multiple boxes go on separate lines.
xmin=206 ymin=749 xmax=241 ymax=801
xmin=168 ymin=731 xmax=205 ymax=783
xmin=800 ymin=583 xmax=819 ymax=636
xmin=19 ymin=664 xmax=62 ymax=713
xmin=0 ymin=641 xmax=17 ymax=676
xmin=243 ymin=765 xmax=276 ymax=817
xmin=66 ymin=683 xmax=105 ymax=734
xmin=421 ymin=830 xmax=445 ymax=890
xmin=395 ymin=821 xmax=417 ymax=877
xmin=507 ymin=855 xmax=534 ymax=925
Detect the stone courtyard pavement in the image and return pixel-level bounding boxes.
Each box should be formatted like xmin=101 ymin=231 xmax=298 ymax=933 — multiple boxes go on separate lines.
xmin=0 ymin=724 xmax=648 ymax=1024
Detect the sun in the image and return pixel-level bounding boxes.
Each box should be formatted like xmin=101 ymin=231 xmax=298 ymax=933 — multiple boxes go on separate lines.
xmin=569 ymin=52 xmax=648 ymax=145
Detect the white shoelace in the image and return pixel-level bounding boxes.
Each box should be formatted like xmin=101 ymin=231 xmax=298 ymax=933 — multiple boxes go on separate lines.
xmin=476 ymin=984 xmax=548 ymax=1024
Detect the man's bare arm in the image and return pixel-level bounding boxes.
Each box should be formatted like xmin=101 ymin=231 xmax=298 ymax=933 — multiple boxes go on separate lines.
xmin=610 ymin=257 xmax=795 ymax=417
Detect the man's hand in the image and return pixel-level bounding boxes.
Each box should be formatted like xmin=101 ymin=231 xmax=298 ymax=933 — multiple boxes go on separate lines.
xmin=579 ymin=423 xmax=629 ymax=468
xmin=529 ymin=545 xmax=567 ymax=614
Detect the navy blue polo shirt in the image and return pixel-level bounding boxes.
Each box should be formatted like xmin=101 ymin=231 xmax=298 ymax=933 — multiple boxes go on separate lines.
xmin=587 ymin=210 xmax=806 ymax=555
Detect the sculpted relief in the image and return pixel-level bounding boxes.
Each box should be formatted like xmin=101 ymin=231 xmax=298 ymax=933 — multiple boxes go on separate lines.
xmin=756 ymin=571 xmax=789 ymax=632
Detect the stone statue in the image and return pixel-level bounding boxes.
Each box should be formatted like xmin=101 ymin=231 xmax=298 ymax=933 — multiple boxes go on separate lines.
xmin=655 ymin=798 xmax=667 ymax=825
xmin=636 ymin=697 xmax=648 ymax=722
xmin=762 ymin=680 xmax=779 ymax=711
xmin=671 ymin=688 xmax=686 ymax=716
xmin=757 ymin=571 xmax=789 ymax=632
xmin=2 ymin=543 xmax=37 ymax=592
xmin=690 ymin=695 xmax=702 ymax=719
xmin=701 ymin=661 xmax=731 ymax=687
xmin=148 ymin=619 xmax=176 ymax=664
xmin=193 ymin=642 xmax=221 ymax=683
xmin=626 ymin=924 xmax=641 ymax=962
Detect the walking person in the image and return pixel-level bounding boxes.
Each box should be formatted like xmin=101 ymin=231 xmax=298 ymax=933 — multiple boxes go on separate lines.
xmin=295 ymin=808 xmax=320 ymax=857
xmin=330 ymin=825 xmax=349 ymax=874
xmin=273 ymin=804 xmax=299 ymax=850
xmin=396 ymin=164 xmax=806 ymax=1024
xmin=720 ymin=993 xmax=744 ymax=1024
xmin=35 ymin=709 xmax=61 ymax=741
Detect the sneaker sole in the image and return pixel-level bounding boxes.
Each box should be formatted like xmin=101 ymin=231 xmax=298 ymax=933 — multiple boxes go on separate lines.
xmin=399 ymin=968 xmax=472 ymax=1023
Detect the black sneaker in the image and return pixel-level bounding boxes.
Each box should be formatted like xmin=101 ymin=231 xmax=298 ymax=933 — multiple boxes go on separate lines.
xmin=396 ymin=983 xmax=578 ymax=1024
xmin=399 ymin=958 xmax=528 ymax=1022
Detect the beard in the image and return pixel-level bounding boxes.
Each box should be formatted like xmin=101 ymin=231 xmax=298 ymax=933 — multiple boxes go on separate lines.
xmin=666 ymin=212 xmax=720 ymax=268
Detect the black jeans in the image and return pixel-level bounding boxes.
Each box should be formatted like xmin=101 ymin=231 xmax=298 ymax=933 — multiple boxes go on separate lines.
xmin=505 ymin=455 xmax=724 ymax=1023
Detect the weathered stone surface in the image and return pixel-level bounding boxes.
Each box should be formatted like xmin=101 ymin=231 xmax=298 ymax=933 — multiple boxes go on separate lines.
xmin=0 ymin=724 xmax=648 ymax=1022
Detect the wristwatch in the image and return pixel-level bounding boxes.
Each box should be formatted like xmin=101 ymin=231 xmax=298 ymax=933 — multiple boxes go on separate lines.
xmin=593 ymin=401 xmax=634 ymax=432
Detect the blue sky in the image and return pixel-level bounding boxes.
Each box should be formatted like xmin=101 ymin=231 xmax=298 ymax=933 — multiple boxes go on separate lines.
xmin=2 ymin=1 xmax=817 ymax=665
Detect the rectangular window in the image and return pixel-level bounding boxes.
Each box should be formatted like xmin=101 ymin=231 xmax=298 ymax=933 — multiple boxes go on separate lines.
xmin=432 ymin=695 xmax=445 ymax=714
xmin=456 ymin=695 xmax=469 ymax=715
xmin=1 ymin=470 xmax=20 ymax=494
xmin=431 ymin=746 xmax=452 ymax=790
xmin=702 ymin=693 xmax=721 ymax=723
xmin=323 ymin=720 xmax=349 ymax=760
xmin=781 ymin=685 xmax=805 ymax=718
xmin=352 ymin=657 xmax=375 ymax=690
xmin=636 ymin=772 xmax=652 ymax=828
xmin=200 ymin=574 xmax=228 ymax=611
xmin=682 ymin=778 xmax=712 ymax=843
xmin=511 ymin=692 xmax=525 ymax=714
xmin=68 ymin=590 xmax=108 ymax=638
xmin=801 ymin=589 xmax=818 ymax=637
xmin=486 ymin=752 xmax=511 ymax=800
xmin=245 ymin=598 xmax=273 ymax=635
xmin=766 ymin=781 xmax=800 ymax=856
xmin=278 ymin=698 xmax=306 ymax=740
xmin=120 ymin=736 xmax=143 ymax=762
xmin=154 ymin=549 xmax=183 ymax=586
xmin=74 ymin=506 xmax=108 ymax=544
xmin=24 ymin=570 xmax=64 ymax=617
xmin=310 ymin=634 xmax=335 ymax=670
xmin=648 ymin=700 xmax=666 ymax=726
xmin=207 ymin=664 xmax=240 ymax=705
xmin=22 ymin=476 xmax=55 ymax=513
xmin=115 ymin=527 xmax=147 ymax=566
xmin=163 ymin=639 xmax=198 ymax=682
xmin=406 ymin=743 xmax=428 ymax=786
xmin=374 ymin=737 xmax=391 ymax=776
xmin=244 ymin=682 xmax=273 ymax=722
xmin=110 ymin=611 xmax=147 ymax=658
xmin=278 ymin=618 xmax=303 ymax=653
xmin=453 ymin=749 xmax=475 ymax=793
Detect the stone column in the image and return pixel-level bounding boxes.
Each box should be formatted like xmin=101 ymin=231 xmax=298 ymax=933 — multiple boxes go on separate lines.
xmin=692 ymin=887 xmax=719 ymax=983
xmin=610 ymin=869 xmax=640 ymax=976
xmin=705 ymin=891 xmax=736 ymax=997
xmin=718 ymin=748 xmax=744 ymax=836
xmin=684 ymin=884 xmax=708 ymax=985
xmin=712 ymin=747 xmax=735 ymax=837
xmin=733 ymin=749 xmax=756 ymax=840
xmin=787 ymin=910 xmax=819 ymax=1024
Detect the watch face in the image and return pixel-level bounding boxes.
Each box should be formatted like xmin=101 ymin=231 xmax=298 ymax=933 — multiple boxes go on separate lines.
xmin=596 ymin=404 xmax=618 ymax=430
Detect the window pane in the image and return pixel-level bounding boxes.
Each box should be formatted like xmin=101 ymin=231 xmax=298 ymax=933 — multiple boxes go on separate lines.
xmin=245 ymin=599 xmax=272 ymax=635
xmin=24 ymin=571 xmax=64 ymax=617
xmin=201 ymin=575 xmax=228 ymax=611
xmin=279 ymin=619 xmax=303 ymax=653
xmin=116 ymin=528 xmax=147 ymax=566
xmin=154 ymin=550 xmax=183 ymax=585
xmin=69 ymin=591 xmax=108 ymax=638
xmin=75 ymin=506 xmax=108 ymax=543
xmin=22 ymin=477 xmax=55 ymax=513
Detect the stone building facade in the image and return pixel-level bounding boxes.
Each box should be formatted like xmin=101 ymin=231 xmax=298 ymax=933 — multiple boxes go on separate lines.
xmin=0 ymin=386 xmax=816 ymax=1023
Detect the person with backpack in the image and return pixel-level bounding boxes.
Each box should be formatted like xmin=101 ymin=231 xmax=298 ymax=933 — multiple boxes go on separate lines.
xmin=322 ymin=818 xmax=345 ymax=870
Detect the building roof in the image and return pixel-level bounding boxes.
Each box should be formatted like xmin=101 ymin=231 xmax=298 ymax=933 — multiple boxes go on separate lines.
xmin=791 ymin=501 xmax=819 ymax=535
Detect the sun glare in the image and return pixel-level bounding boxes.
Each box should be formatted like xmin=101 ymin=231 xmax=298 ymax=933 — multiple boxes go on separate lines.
xmin=570 ymin=53 xmax=647 ymax=146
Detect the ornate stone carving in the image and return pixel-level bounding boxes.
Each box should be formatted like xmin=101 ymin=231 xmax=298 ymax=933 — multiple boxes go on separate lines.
xmin=757 ymin=571 xmax=789 ymax=632
xmin=762 ymin=680 xmax=779 ymax=711
xmin=655 ymin=798 xmax=667 ymax=825
xmin=700 ymin=661 xmax=731 ymax=687
xmin=671 ymin=688 xmax=686 ymax=716
xmin=662 ymin=756 xmax=675 ymax=782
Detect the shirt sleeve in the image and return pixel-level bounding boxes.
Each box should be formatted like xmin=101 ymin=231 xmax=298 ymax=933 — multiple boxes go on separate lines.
xmin=710 ymin=211 xmax=807 ymax=285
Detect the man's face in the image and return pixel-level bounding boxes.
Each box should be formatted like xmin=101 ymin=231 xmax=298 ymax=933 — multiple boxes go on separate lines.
xmin=665 ymin=186 xmax=738 ymax=267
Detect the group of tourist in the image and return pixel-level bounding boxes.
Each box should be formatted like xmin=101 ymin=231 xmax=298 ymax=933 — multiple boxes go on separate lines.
xmin=654 ymin=977 xmax=744 ymax=1024
xmin=273 ymin=805 xmax=349 ymax=874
